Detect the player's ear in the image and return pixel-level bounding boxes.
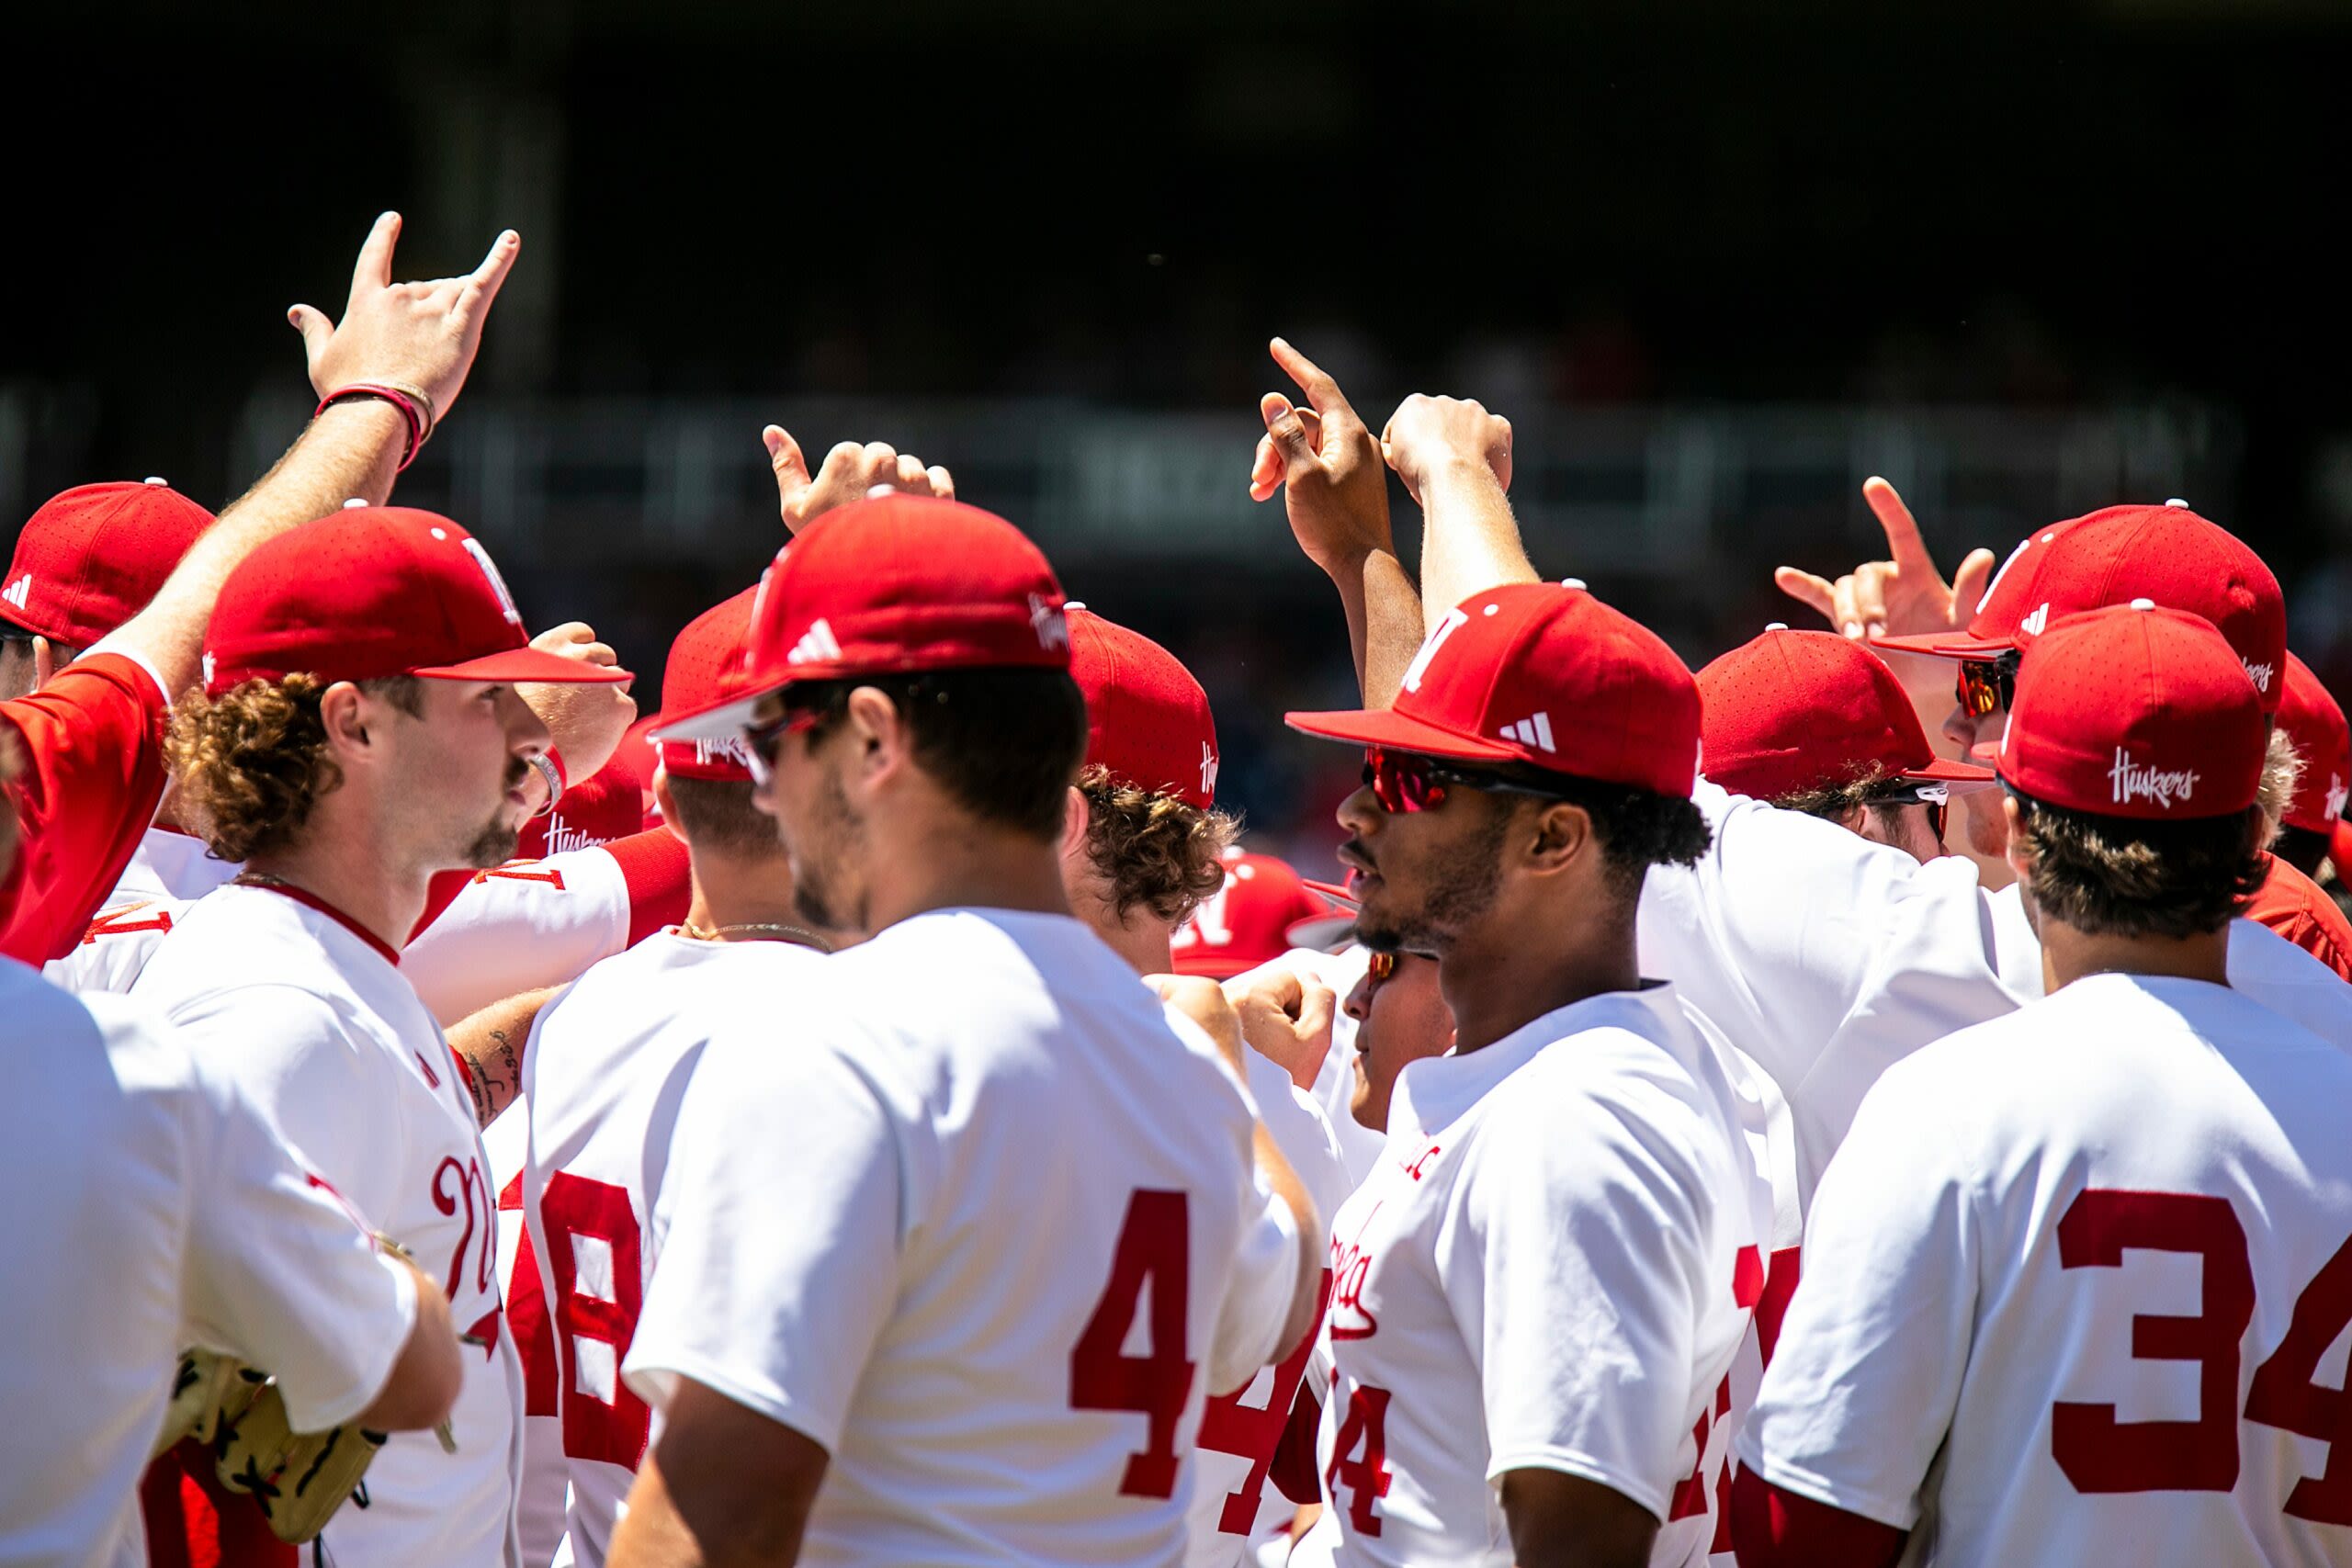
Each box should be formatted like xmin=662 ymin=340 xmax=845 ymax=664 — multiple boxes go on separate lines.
xmin=842 ymin=684 xmax=907 ymax=785
xmin=2001 ymin=795 xmax=2032 ymax=886
xmin=1521 ymin=798 xmax=1594 ymax=877
xmin=318 ymin=681 xmax=374 ymax=758
xmin=1060 ymin=784 xmax=1091 ymax=858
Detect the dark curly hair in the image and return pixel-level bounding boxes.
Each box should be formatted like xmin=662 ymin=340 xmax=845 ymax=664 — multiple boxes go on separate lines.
xmin=2011 ymin=787 xmax=2267 ymax=941
xmin=1079 ymin=763 xmax=1238 ymax=923
xmin=167 ymin=674 xmax=422 ymax=863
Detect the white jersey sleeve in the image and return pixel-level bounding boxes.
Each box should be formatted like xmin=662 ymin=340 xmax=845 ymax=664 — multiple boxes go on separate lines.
xmin=180 ymin=1094 xmax=421 ymax=1432
xmin=42 ymin=896 xmax=189 ymax=995
xmin=1640 ymin=783 xmax=2021 ymax=1205
xmin=1734 ymin=1055 xmax=1977 ymax=1529
xmin=402 ymin=840 xmax=671 ymax=1026
xmin=625 ymin=1010 xmax=905 ymax=1451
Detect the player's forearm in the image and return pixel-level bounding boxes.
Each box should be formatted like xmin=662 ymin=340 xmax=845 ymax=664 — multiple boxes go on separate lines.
xmin=1255 ymin=1122 xmax=1324 ymax=1359
xmin=1417 ymin=458 xmax=1540 ymax=637
xmin=447 ymin=987 xmax=558 ymax=1128
xmin=1349 ymin=547 xmax=1425 ymax=710
xmin=110 ymin=400 xmax=406 ymax=697
xmin=355 ymin=1257 xmax=462 ymax=1432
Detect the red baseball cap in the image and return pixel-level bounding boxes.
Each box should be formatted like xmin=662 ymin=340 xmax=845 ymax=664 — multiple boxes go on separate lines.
xmin=514 ymin=762 xmax=648 ymax=858
xmin=2 ymin=479 xmax=214 ymax=648
xmin=1170 ymin=851 xmax=1355 ymax=977
xmin=656 ymin=494 xmax=1070 ymax=745
xmin=657 ymin=587 xmax=760 ymax=782
xmin=203 ymin=507 xmax=633 ymax=696
xmin=1067 ymin=604 xmax=1219 ymax=810
xmin=1997 ymin=603 xmax=2265 ymax=820
xmin=606 ymin=711 xmax=662 ymax=796
xmin=2278 ymin=654 xmax=2350 ymax=834
xmin=1697 ymin=626 xmax=1994 ymax=801
xmin=1286 ymin=582 xmax=1702 ymax=797
xmin=1877 ymin=502 xmax=2286 ymax=712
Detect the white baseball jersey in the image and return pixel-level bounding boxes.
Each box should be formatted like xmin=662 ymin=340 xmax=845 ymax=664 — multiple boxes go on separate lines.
xmin=513 ymin=931 xmax=831 ymax=1568
xmin=1187 ymin=1044 xmax=1357 ymax=1568
xmin=1741 ymin=974 xmax=2352 ymax=1567
xmin=0 ymin=956 xmax=418 ymax=1568
xmin=119 ymin=823 xmax=243 ymax=902
xmin=130 ymin=884 xmax=525 ymax=1568
xmin=624 ymin=908 xmax=1303 ymax=1567
xmin=48 ymin=840 xmax=656 ymax=1022
xmin=1292 ymin=984 xmax=1773 ymax=1568
xmin=1645 ymin=783 xmax=2352 ymax=1214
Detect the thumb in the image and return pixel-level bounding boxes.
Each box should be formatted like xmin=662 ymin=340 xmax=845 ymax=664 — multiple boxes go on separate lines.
xmin=1950 ymin=547 xmax=1998 ymax=623
xmin=288 ymin=304 xmax=334 ymax=367
xmin=1261 ymin=393 xmax=1316 ymax=468
xmin=763 ymin=425 xmax=812 ymax=512
xmin=1294 ymin=976 xmax=1337 ymax=1043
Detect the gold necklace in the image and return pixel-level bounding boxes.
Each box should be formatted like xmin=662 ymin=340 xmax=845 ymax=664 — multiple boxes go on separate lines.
xmin=680 ymin=919 xmax=832 ymax=953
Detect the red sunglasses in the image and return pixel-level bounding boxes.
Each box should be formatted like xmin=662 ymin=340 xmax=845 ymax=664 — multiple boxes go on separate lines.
xmin=1359 ymin=745 xmax=1573 ymax=815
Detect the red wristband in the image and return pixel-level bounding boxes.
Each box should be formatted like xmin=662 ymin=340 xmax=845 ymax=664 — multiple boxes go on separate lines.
xmin=317 ymin=383 xmax=431 ymax=472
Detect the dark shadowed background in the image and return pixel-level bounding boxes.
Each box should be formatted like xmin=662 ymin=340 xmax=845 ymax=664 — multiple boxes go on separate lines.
xmin=6 ymin=0 xmax=2349 ymax=866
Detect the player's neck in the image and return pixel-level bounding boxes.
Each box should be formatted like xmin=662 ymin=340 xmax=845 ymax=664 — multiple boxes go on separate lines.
xmin=1094 ymin=908 xmax=1178 ymax=977
xmin=1439 ymin=924 xmax=1642 ymax=1054
xmin=243 ymin=828 xmax=427 ymax=956
xmin=867 ymin=817 xmax=1075 ymax=932
xmin=2039 ymin=920 xmax=2231 ymax=994
xmin=682 ymin=851 xmax=829 ymax=942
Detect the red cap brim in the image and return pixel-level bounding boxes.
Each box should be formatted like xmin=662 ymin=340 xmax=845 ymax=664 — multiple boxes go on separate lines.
xmin=1283 ymin=705 xmax=1523 ymax=761
xmin=1902 ymin=755 xmax=2000 ymax=789
xmin=413 ymin=649 xmax=635 ymax=684
xmin=1871 ymin=630 xmax=2017 ymax=660
xmin=650 ymin=682 xmax=780 ymax=748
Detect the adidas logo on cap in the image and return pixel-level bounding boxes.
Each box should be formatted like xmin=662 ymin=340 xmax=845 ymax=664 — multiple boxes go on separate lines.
xmin=786 ymin=618 xmax=842 ymax=666
xmin=1499 ymin=712 xmax=1556 ymax=752
xmin=2018 ymin=603 xmax=2050 ymax=637
xmin=1 ymin=573 xmax=29 ymax=611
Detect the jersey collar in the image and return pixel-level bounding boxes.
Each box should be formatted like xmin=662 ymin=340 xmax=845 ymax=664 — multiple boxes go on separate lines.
xmin=238 ymin=877 xmax=402 ymax=967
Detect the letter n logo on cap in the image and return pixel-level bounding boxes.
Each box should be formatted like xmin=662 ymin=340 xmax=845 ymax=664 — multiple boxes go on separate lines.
xmin=1403 ymin=607 xmax=1470 ymax=694
xmin=461 ymin=538 xmax=525 ymax=628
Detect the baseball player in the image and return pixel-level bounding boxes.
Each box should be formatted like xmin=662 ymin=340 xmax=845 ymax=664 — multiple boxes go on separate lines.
xmin=1302 ymin=400 xmax=2352 ymax=1216
xmin=128 ymin=505 xmax=628 ymax=1568
xmin=2271 ymin=652 xmax=2349 ymax=879
xmin=1860 ymin=499 xmax=2352 ymax=977
xmin=0 ymin=211 xmax=520 ymax=964
xmin=1736 ymin=604 xmax=2352 ymax=1568
xmin=0 ymin=479 xmax=213 ymax=702
xmin=498 ymin=586 xmax=845 ymax=1568
xmin=1054 ymin=604 xmax=1357 ymax=1568
xmin=611 ymin=494 xmax=1318 ymax=1566
xmin=1695 ymin=625 xmax=1996 ymax=863
xmin=1281 ymin=581 xmax=1772 ymax=1568
xmin=0 ymin=737 xmax=466 ymax=1567
xmin=1171 ymin=850 xmax=1356 ymax=980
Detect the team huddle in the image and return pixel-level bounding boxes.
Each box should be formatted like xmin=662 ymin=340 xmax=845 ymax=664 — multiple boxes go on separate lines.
xmin=8 ymin=213 xmax=2352 ymax=1568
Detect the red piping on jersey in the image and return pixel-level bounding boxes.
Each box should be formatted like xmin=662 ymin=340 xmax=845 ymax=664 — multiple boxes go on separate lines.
xmin=243 ymin=879 xmax=402 ymax=966
xmin=1729 ymin=1465 xmax=1905 ymax=1568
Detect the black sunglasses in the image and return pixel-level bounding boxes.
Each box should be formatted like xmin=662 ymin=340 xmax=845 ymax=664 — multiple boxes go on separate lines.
xmin=1860 ymin=780 xmax=1951 ymax=842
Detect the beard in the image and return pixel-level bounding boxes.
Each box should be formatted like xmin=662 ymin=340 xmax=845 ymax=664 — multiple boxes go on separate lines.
xmin=788 ymin=768 xmax=867 ymax=933
xmin=1349 ymin=809 xmax=1509 ymax=955
xmin=456 ymin=758 xmax=530 ymax=870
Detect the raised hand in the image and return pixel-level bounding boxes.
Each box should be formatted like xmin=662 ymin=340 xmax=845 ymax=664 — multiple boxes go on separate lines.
xmin=1222 ymin=961 xmax=1337 ymax=1091
xmin=1248 ymin=338 xmax=1393 ymax=572
xmin=1775 ymin=477 xmax=1999 ymax=642
xmin=1381 ymin=393 xmax=1512 ymax=508
xmin=764 ymin=427 xmax=956 ymax=536
xmin=515 ymin=622 xmax=637 ymax=782
xmin=288 ymin=212 xmax=521 ymax=420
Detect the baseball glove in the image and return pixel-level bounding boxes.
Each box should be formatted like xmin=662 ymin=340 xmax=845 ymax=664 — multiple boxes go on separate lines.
xmin=153 ymin=1347 xmax=390 ymax=1543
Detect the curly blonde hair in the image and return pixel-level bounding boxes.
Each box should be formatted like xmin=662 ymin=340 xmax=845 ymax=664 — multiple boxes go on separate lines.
xmin=1080 ymin=763 xmax=1238 ymax=924
xmin=167 ymin=674 xmax=420 ymax=863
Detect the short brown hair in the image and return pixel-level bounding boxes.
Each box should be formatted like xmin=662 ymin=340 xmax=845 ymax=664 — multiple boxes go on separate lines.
xmin=792 ymin=667 xmax=1088 ymax=842
xmin=1079 ymin=763 xmax=1237 ymax=923
xmin=663 ymin=773 xmax=784 ymax=859
xmin=167 ymin=674 xmax=423 ymax=863
xmin=2012 ymin=788 xmax=2267 ymax=940
xmin=1770 ymin=763 xmax=1920 ymax=845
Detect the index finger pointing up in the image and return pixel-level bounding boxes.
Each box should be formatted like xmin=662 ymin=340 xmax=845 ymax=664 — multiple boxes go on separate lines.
xmin=1862 ymin=476 xmax=1941 ymax=581
xmin=1271 ymin=337 xmax=1352 ymax=421
xmin=348 ymin=211 xmax=402 ymax=304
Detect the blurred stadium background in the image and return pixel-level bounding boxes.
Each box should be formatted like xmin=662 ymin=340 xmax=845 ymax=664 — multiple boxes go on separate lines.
xmin=6 ymin=0 xmax=2350 ymax=869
